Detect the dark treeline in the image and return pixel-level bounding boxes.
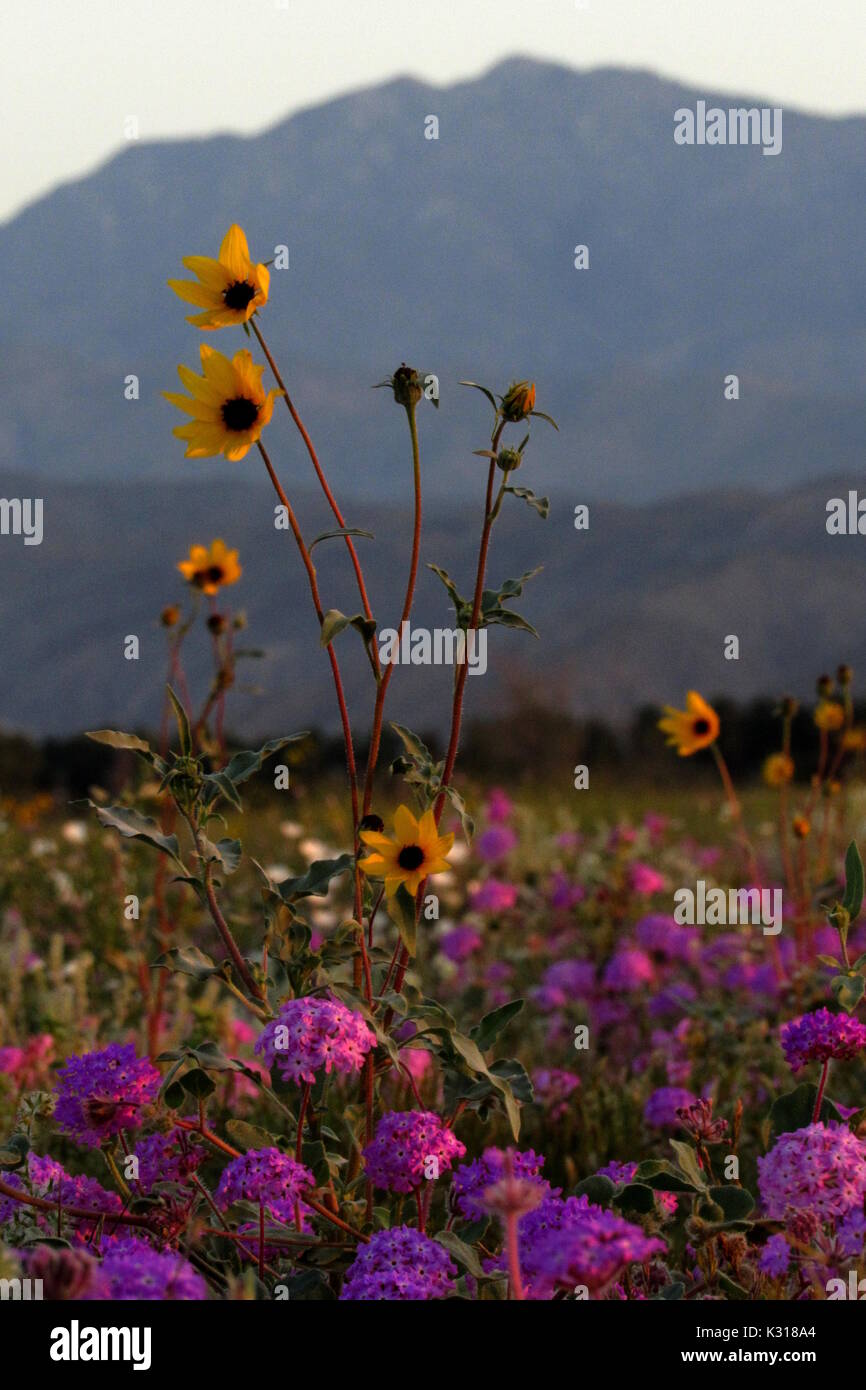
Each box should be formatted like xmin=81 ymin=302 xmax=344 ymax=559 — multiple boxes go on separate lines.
xmin=0 ymin=696 xmax=859 ymax=800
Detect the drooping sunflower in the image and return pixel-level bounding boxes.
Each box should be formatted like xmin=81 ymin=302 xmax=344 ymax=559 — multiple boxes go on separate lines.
xmin=164 ymin=344 xmax=282 ymax=461
xmin=168 ymin=224 xmax=269 ymax=329
xmin=177 ymin=539 xmax=241 ymax=596
xmin=358 ymin=804 xmax=454 ymax=897
xmin=658 ymin=691 xmax=720 ymax=757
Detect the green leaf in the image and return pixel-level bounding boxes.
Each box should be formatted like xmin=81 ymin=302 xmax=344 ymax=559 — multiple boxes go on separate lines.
xmin=470 ymin=1000 xmax=524 ymax=1052
xmin=0 ymin=1134 xmax=29 ymax=1171
xmin=154 ymin=945 xmax=223 ymax=981
xmin=707 ymin=1185 xmax=755 ymax=1222
xmin=843 ymin=841 xmax=865 ymax=921
xmin=309 ymin=527 xmax=374 ymax=553
xmin=632 ymin=1159 xmax=699 ymax=1194
xmin=488 ymin=1057 xmax=534 ymax=1104
xmin=669 ymin=1139 xmax=708 ymax=1191
xmin=460 ymin=380 xmax=498 ymax=413
xmin=716 ymin=1272 xmax=749 ymax=1300
xmin=504 ymin=486 xmax=550 ymax=520
xmin=390 ymin=723 xmax=435 ymax=765
xmin=88 ymin=803 xmax=182 ymax=864
xmin=205 ymin=769 xmax=243 ymax=812
xmin=199 ymin=836 xmax=242 ymax=875
xmin=320 ymin=609 xmax=377 ymax=647
xmin=271 ymin=854 xmax=354 ymax=902
xmin=816 ymin=954 xmax=841 ymax=969
xmin=434 ymin=1231 xmax=486 ymax=1279
xmin=427 ymin=564 xmax=467 ymax=616
xmin=574 ymin=1175 xmax=615 ymax=1204
xmin=166 ymin=685 xmax=192 ymax=757
xmin=85 ymin=729 xmax=153 ymax=757
xmin=163 ymin=1081 xmax=185 ymax=1110
xmin=832 ymin=972 xmax=866 ymax=1013
xmin=485 ymin=607 xmax=539 ymax=637
xmin=207 ymin=735 xmax=308 ymax=799
xmin=613 ymin=1183 xmax=656 ymax=1214
xmin=768 ymin=1083 xmax=842 ymax=1140
xmin=388 ymin=884 xmax=418 ymax=958
xmin=179 ymin=1068 xmax=215 ymax=1099
xmin=440 ymin=783 xmax=474 ymax=841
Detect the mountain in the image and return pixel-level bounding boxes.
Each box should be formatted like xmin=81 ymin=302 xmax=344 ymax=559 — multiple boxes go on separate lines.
xmin=1 ymin=57 xmax=864 ymax=503
xmin=0 ymin=470 xmax=862 ymax=738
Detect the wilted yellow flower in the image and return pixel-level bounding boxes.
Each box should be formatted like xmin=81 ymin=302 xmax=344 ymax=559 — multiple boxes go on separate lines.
xmin=358 ymin=804 xmax=454 ymax=897
xmin=178 ymin=539 xmax=241 ymax=595
xmin=814 ymin=701 xmax=845 ymax=732
xmin=161 ymin=604 xmax=181 ymax=628
xmin=164 ymin=344 xmax=282 ymax=460
xmin=658 ymin=692 xmax=719 ymax=757
xmin=168 ymin=224 xmax=269 ymax=329
xmin=763 ymin=753 xmax=794 ymax=787
xmin=792 ymin=816 xmax=811 ymax=839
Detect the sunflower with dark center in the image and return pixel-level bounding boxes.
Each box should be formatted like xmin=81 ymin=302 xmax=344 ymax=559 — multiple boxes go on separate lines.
xmin=164 ymin=343 xmax=282 ymax=460
xmin=177 ymin=539 xmax=241 ymax=596
xmin=358 ymin=804 xmax=454 ymax=898
xmin=168 ymin=224 xmax=270 ymax=329
xmin=657 ymin=691 xmax=720 ymax=757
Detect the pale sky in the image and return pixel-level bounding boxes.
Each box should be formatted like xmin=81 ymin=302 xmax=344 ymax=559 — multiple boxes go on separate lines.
xmin=1 ymin=0 xmax=863 ymax=223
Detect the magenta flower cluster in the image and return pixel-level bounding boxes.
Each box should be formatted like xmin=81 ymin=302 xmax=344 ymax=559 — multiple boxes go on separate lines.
xmin=452 ymin=1147 xmax=551 ymax=1221
xmin=757 ymin=1122 xmax=866 ymax=1222
xmin=91 ymin=1235 xmax=207 ymax=1300
xmin=340 ymin=1226 xmax=457 ymax=1300
xmin=52 ymin=1043 xmax=161 ymax=1147
xmin=215 ymin=1147 xmax=314 ymax=1224
xmin=363 ymin=1110 xmax=465 ymax=1194
xmin=779 ymin=1007 xmax=866 ymax=1073
xmin=529 ymin=1202 xmax=666 ymax=1297
xmin=255 ymin=994 xmax=376 ymax=1086
xmin=132 ymin=1124 xmax=205 ymax=1193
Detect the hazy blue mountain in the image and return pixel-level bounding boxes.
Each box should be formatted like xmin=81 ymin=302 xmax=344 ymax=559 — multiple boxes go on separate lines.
xmin=1 ymin=471 xmax=862 ymax=738
xmin=1 ymin=57 xmax=864 ymax=503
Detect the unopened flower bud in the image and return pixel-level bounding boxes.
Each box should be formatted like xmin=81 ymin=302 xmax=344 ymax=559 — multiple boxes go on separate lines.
xmin=496 ymin=446 xmax=523 ymax=472
xmin=359 ymin=813 xmax=385 ymax=835
xmin=500 ymin=380 xmax=536 ymax=423
xmin=207 ymin=613 xmax=227 ymax=635
xmin=838 ymin=664 xmax=853 ymax=687
xmin=817 ymin=674 xmax=833 ymax=698
xmin=161 ymin=605 xmax=181 ymax=628
xmin=389 ymin=364 xmax=424 ymax=409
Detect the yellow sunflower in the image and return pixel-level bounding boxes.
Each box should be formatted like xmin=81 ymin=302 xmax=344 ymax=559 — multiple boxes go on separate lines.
xmin=168 ymin=224 xmax=269 ymax=329
xmin=814 ymin=700 xmax=845 ymax=732
xmin=762 ymin=752 xmax=794 ymax=787
xmin=358 ymin=804 xmax=454 ymax=897
xmin=164 ymin=344 xmax=282 ymax=461
xmin=658 ymin=691 xmax=720 ymax=757
xmin=177 ymin=540 xmax=241 ymax=596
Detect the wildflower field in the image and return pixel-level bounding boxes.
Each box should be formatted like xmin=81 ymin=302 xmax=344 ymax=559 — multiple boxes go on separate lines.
xmin=3 ymin=224 xmax=866 ymax=1313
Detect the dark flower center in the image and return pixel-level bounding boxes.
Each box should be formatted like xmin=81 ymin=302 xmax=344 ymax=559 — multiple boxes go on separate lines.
xmin=221 ymin=396 xmax=259 ymax=431
xmin=692 ymin=718 xmax=711 ymax=736
xmin=223 ymin=280 xmax=256 ymax=310
xmin=397 ymin=844 xmax=425 ymax=870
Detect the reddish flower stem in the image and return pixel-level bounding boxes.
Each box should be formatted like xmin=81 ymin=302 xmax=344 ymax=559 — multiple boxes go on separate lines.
xmin=362 ymin=401 xmax=423 ymax=816
xmin=812 ymin=1057 xmax=831 ymax=1122
xmin=251 ymin=316 xmax=379 ymax=662
xmin=257 ymin=441 xmax=360 ymax=839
